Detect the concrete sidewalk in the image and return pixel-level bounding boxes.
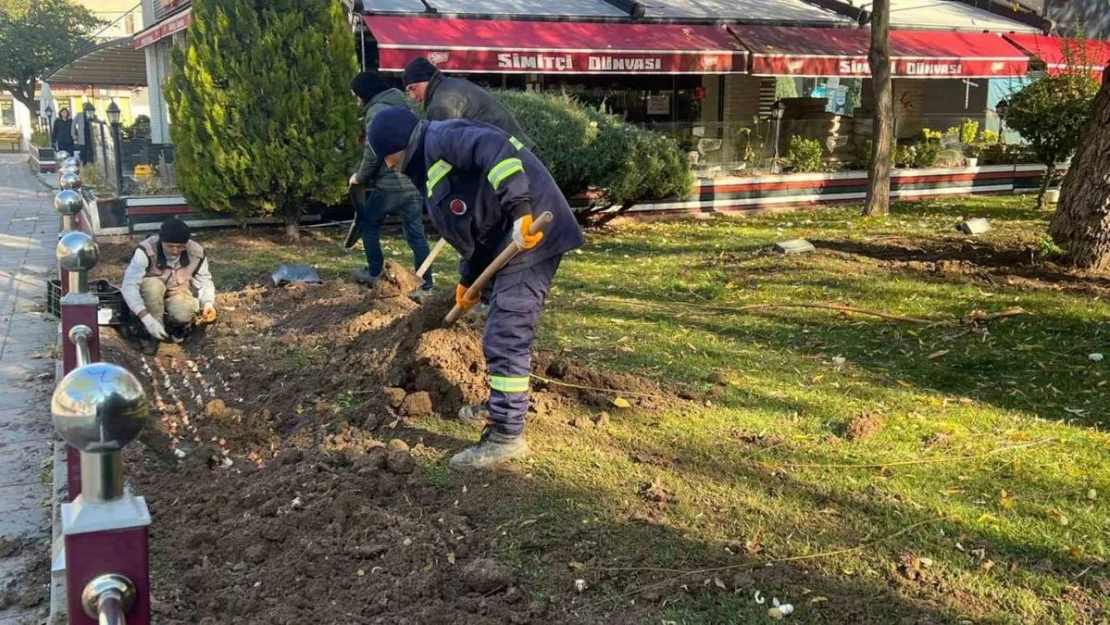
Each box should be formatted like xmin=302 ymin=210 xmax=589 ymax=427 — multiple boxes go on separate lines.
xmin=0 ymin=153 xmax=59 ymax=624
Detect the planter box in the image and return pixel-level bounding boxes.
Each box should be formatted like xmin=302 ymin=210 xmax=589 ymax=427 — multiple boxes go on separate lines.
xmin=29 ymin=144 xmax=56 ymax=174
xmin=622 ymin=164 xmax=1053 ymax=216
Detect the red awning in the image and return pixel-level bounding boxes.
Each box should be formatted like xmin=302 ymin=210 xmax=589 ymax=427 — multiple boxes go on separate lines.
xmin=365 ymin=16 xmax=746 ymax=75
xmin=134 ymin=8 xmax=191 ymax=50
xmin=733 ymin=26 xmax=1030 ymax=78
xmin=1004 ymin=34 xmax=1110 ymax=76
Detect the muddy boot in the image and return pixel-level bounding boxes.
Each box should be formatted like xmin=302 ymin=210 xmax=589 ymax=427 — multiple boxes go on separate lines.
xmin=457 ymin=403 xmax=491 ymax=427
xmin=449 ymin=427 xmax=529 ymax=472
xmin=351 ymin=268 xmax=380 ymax=287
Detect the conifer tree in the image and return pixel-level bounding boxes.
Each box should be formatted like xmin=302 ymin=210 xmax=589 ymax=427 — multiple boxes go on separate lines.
xmin=167 ymin=0 xmax=359 ymax=240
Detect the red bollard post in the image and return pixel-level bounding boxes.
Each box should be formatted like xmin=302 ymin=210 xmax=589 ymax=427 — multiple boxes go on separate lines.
xmin=57 ymin=230 xmax=101 ymax=501
xmin=53 ymin=362 xmax=151 ymax=625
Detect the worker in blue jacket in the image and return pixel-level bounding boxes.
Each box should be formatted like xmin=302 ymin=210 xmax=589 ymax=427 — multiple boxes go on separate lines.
xmin=368 ymin=106 xmax=584 ymax=471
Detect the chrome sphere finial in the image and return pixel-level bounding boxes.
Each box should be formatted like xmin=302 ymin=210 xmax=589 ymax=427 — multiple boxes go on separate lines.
xmin=52 ymin=363 xmax=148 ymax=453
xmin=56 ymin=231 xmax=99 ymax=272
xmin=59 ymin=172 xmax=82 ymax=190
xmin=54 ymin=189 xmax=83 ymax=217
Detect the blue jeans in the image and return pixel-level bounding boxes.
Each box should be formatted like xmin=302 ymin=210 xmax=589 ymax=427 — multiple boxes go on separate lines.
xmin=360 ymin=189 xmax=433 ymax=290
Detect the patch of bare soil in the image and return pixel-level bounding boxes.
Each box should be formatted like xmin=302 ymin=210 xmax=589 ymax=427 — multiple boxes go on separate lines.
xmin=101 ymin=259 xmax=688 ymax=624
xmin=844 ymin=412 xmax=884 ymax=441
xmin=814 ymin=237 xmax=1110 ymax=296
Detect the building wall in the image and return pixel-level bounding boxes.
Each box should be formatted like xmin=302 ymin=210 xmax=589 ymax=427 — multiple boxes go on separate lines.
xmin=1016 ymin=0 xmax=1110 ymax=39
xmin=722 ymin=74 xmax=762 ymax=124
xmin=144 ymin=42 xmax=173 ymax=143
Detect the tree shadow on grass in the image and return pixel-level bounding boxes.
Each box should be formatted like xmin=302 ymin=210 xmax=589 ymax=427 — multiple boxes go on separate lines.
xmin=566 ymin=273 xmax=1109 ymax=429
xmin=375 ymin=419 xmax=1024 ymax=625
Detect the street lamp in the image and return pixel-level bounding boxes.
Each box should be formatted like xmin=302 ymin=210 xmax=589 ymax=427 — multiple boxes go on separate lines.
xmin=771 ymin=100 xmax=786 ymax=174
xmin=106 ymin=101 xmax=124 ymax=195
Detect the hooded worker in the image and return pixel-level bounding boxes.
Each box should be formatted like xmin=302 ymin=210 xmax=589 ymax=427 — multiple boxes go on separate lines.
xmin=121 ymin=217 xmax=216 ymax=342
xmin=368 ymin=106 xmax=583 ymax=471
xmin=348 ymin=71 xmax=433 ymax=292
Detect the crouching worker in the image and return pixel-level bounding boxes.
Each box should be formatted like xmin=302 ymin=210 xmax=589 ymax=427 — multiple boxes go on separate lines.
xmin=368 ymin=106 xmax=584 ymax=471
xmin=121 ymin=217 xmax=216 ymax=342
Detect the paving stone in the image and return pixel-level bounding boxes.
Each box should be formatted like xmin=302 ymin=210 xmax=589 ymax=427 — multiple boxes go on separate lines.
xmin=0 ymin=154 xmax=55 ymax=623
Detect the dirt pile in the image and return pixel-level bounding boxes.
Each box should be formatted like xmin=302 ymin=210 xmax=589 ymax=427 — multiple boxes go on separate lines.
xmin=130 ymin=439 xmax=543 ymax=625
xmin=99 ymin=264 xmax=685 ymax=624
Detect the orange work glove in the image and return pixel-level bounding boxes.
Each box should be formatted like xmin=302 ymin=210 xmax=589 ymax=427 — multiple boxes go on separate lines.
xmin=199 ymin=303 xmax=218 ymax=324
xmin=455 ymin=285 xmax=479 ymax=311
xmin=512 ymin=214 xmax=544 ymax=250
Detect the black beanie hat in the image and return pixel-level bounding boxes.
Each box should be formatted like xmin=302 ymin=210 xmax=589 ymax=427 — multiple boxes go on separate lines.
xmin=159 ymin=217 xmax=191 ymax=244
xmin=368 ymin=106 xmax=420 ymax=164
xmin=402 ymin=57 xmax=438 ymax=87
xmin=349 ymin=71 xmax=390 ymax=103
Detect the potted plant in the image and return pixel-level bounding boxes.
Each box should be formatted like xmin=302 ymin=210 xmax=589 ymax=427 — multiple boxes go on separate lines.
xmin=28 ymin=130 xmax=55 ymax=172
xmin=965 ymin=142 xmax=982 ymax=168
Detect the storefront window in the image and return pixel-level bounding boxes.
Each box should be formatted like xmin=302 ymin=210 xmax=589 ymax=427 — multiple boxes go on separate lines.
xmin=785 ymin=77 xmax=863 ymax=116
xmin=0 ymin=99 xmax=15 ymax=127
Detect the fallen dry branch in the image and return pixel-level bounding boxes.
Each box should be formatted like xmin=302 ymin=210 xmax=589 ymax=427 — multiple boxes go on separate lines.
xmin=529 ymin=373 xmax=669 ymax=399
xmin=731 ymin=302 xmax=933 ymax=325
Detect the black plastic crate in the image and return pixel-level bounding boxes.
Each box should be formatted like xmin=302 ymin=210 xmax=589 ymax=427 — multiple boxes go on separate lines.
xmin=46 ymin=279 xmax=131 ymax=326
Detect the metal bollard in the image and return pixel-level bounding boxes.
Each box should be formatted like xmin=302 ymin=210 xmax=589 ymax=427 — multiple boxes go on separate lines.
xmin=55 ymin=189 xmax=83 ymax=236
xmin=60 ymin=172 xmax=82 ymax=191
xmin=57 ymin=231 xmax=101 ymax=501
xmin=56 ymin=150 xmax=71 ymax=163
xmin=53 ymin=362 xmax=150 ymax=625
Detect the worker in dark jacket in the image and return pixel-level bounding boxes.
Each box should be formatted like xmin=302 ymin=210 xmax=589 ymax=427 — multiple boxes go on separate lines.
xmin=349 ymin=71 xmax=433 ymax=291
xmin=368 ymin=106 xmax=583 ymax=471
xmin=402 ymin=57 xmax=534 ymax=150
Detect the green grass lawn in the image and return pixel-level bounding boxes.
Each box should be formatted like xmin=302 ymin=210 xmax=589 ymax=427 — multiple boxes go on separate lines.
xmin=114 ymin=197 xmax=1109 ymax=623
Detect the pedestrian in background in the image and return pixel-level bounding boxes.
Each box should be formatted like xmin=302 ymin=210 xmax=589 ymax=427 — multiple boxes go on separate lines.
xmin=51 ymin=107 xmax=76 ymax=155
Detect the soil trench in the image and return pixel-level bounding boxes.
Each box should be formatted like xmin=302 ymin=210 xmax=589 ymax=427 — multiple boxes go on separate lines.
xmin=102 ymin=260 xmax=679 ymax=624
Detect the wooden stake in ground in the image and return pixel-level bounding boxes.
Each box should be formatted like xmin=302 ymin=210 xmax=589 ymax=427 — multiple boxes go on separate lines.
xmin=863 ymin=0 xmax=893 ymax=217
xmin=1049 ymin=67 xmax=1110 ymax=270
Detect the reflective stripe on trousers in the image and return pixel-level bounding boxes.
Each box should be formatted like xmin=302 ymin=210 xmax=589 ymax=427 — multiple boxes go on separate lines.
xmin=483 ymin=255 xmax=562 ymax=435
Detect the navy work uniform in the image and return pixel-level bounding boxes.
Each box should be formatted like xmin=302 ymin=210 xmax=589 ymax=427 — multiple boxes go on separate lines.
xmin=368 ymin=107 xmax=583 ymax=469
xmin=406 ymin=118 xmax=583 ymax=438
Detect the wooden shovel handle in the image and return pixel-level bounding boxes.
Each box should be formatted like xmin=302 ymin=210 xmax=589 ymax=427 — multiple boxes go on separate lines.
xmin=416 ymin=238 xmax=448 ymax=279
xmin=444 ymin=211 xmax=554 ymax=325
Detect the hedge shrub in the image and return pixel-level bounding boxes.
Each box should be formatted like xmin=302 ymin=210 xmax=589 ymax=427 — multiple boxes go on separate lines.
xmin=498 ymin=91 xmax=693 ymax=223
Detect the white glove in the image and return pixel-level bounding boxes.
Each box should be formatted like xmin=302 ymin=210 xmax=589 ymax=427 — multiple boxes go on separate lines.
xmin=349 ymin=173 xmax=360 ymax=187
xmin=142 ymin=315 xmax=168 ymax=340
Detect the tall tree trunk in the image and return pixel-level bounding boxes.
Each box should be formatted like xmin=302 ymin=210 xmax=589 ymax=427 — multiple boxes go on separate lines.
xmin=283 ymin=204 xmax=302 ymax=243
xmin=1036 ymin=162 xmax=1055 ymax=210
xmin=1049 ymin=69 xmax=1110 ymax=271
xmin=863 ymin=0 xmax=893 ymax=217
xmin=3 ymin=80 xmax=37 ymax=115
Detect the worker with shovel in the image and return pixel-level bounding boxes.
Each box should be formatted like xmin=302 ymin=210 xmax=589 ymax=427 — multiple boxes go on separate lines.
xmin=348 ymin=71 xmax=434 ymax=295
xmin=368 ymin=106 xmax=584 ymax=471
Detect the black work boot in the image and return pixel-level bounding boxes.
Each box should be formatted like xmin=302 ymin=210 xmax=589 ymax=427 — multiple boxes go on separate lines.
xmin=449 ymin=426 xmax=529 ymax=472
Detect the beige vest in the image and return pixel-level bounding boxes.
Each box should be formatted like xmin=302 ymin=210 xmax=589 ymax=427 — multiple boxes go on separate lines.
xmin=139 ymin=236 xmax=205 ymax=296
